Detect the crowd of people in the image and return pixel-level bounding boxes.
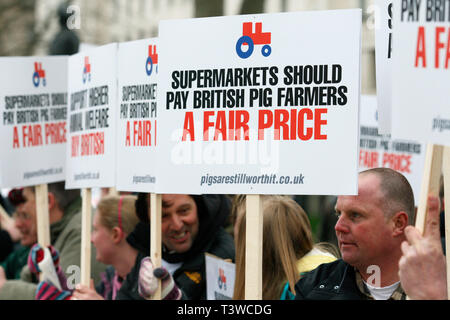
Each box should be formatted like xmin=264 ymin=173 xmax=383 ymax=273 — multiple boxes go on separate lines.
xmin=0 ymin=168 xmax=447 ymax=300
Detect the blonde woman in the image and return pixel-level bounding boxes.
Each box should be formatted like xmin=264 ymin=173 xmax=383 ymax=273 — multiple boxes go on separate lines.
xmin=72 ymin=195 xmax=139 ymax=300
xmin=232 ymin=195 xmax=337 ymax=300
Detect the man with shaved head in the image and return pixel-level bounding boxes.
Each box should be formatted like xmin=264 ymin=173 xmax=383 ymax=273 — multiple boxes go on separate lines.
xmin=294 ymin=168 xmax=413 ymax=300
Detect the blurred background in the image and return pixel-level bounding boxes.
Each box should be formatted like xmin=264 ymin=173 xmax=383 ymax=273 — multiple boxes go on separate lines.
xmin=0 ymin=0 xmax=378 ymax=246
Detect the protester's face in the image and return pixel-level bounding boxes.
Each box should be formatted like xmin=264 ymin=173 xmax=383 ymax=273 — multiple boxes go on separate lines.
xmin=161 ymin=194 xmax=199 ymax=254
xmin=14 ymin=187 xmax=38 ymax=247
xmin=334 ymin=174 xmax=394 ymax=270
xmin=91 ymin=210 xmax=115 ymax=264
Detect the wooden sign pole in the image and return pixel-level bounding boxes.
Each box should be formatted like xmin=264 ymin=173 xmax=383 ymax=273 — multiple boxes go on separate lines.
xmin=245 ymin=194 xmax=263 ymax=300
xmin=35 ymin=184 xmax=50 ymax=247
xmin=80 ymin=188 xmax=92 ymax=286
xmin=109 ymin=187 xmax=119 ymax=196
xmin=415 ymin=144 xmax=443 ymax=232
xmin=414 ymin=143 xmax=449 ymax=299
xmin=442 ymin=146 xmax=450 ymax=298
xmin=150 ymin=193 xmax=162 ymax=300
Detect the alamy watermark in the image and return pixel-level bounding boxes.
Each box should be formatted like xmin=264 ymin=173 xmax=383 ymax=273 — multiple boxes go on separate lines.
xmin=66 ymin=5 xmax=81 ymax=30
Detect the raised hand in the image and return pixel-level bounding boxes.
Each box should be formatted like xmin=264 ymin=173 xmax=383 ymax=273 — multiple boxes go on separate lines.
xmin=399 ymin=195 xmax=447 ymax=300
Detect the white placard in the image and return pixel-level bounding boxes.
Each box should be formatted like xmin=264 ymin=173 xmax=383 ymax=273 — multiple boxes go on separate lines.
xmin=374 ymin=0 xmax=393 ymax=134
xmin=116 ymin=39 xmax=158 ymax=192
xmin=66 ymin=43 xmax=118 ymax=189
xmin=157 ymin=10 xmax=361 ymax=195
xmin=392 ymin=1 xmax=450 ymax=146
xmin=0 ymin=56 xmax=67 ymax=188
xmin=205 ymin=253 xmax=235 ymax=300
xmin=359 ymin=95 xmax=425 ymax=205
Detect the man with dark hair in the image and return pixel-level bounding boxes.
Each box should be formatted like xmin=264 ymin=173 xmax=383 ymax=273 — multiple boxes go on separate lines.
xmin=0 ymin=182 xmax=106 ymax=299
xmin=118 ymin=193 xmax=235 ymax=300
xmin=0 ymin=189 xmax=24 ymax=262
xmin=0 ymin=189 xmax=27 ymax=280
xmin=295 ymin=168 xmax=413 ymax=300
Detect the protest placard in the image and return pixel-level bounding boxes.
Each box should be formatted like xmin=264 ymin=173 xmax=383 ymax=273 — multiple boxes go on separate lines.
xmin=0 ymin=56 xmax=67 ymax=188
xmin=157 ymin=10 xmax=362 ymax=195
xmin=66 ymin=43 xmax=118 ymax=285
xmin=0 ymin=56 xmax=68 ymax=250
xmin=392 ymin=0 xmax=450 ymax=145
xmin=392 ymin=1 xmax=450 ymax=296
xmin=66 ymin=43 xmax=117 ymax=189
xmin=116 ymin=39 xmax=161 ymax=297
xmin=116 ymin=38 xmax=158 ymax=193
xmin=359 ymin=95 xmax=425 ymax=205
xmin=205 ymin=253 xmax=236 ymax=300
xmin=374 ymin=0 xmax=393 ymax=134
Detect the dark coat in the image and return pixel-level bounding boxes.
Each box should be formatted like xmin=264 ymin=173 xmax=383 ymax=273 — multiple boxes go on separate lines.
xmin=294 ymin=259 xmax=366 ymax=300
xmin=120 ymin=194 xmax=235 ymax=300
xmin=0 ymin=230 xmax=13 ymax=263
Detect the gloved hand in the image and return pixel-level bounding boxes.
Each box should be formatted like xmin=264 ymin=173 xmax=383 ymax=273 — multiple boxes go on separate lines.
xmin=28 ymin=244 xmax=60 ymax=274
xmin=35 ymin=281 xmax=72 ymax=300
xmin=138 ymin=257 xmax=182 ymax=300
xmin=28 ymin=244 xmax=69 ymax=291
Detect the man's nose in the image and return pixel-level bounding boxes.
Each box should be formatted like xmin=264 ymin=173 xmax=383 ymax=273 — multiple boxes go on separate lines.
xmin=335 ymin=215 xmax=349 ymax=234
xmin=14 ymin=216 xmax=24 ymax=228
xmin=170 ymin=214 xmax=184 ymax=231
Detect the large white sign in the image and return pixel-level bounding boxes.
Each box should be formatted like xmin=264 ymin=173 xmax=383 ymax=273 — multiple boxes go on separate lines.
xmin=392 ymin=0 xmax=450 ymax=146
xmin=205 ymin=253 xmax=235 ymax=300
xmin=0 ymin=57 xmax=67 ymax=188
xmin=359 ymin=95 xmax=425 ymax=205
xmin=374 ymin=0 xmax=393 ymax=134
xmin=116 ymin=39 xmax=158 ymax=192
xmin=66 ymin=44 xmax=118 ymax=189
xmin=157 ymin=10 xmax=361 ymax=194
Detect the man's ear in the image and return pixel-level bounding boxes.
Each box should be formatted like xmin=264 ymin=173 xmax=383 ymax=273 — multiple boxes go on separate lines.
xmin=48 ymin=192 xmax=57 ymax=211
xmin=392 ymin=211 xmax=409 ymax=236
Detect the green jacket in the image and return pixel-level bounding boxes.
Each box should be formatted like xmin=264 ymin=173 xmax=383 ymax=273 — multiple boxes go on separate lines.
xmin=0 ymin=245 xmax=30 ymax=280
xmin=0 ymin=198 xmax=106 ymax=300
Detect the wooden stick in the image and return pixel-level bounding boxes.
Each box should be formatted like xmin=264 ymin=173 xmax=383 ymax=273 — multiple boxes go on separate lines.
xmin=415 ymin=144 xmax=443 ymax=233
xmin=442 ymin=146 xmax=450 ymax=298
xmin=35 ymin=184 xmax=50 ymax=247
xmin=245 ymin=194 xmax=263 ymax=300
xmin=108 ymin=187 xmax=119 ymax=196
xmin=80 ymin=188 xmax=92 ymax=286
xmin=150 ymin=193 xmax=162 ymax=300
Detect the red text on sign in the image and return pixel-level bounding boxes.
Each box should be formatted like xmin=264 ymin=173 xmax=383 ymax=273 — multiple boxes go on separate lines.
xmin=125 ymin=120 xmax=156 ymax=147
xmin=22 ymin=124 xmax=43 ymax=147
xmin=359 ymin=150 xmax=379 ymax=168
xmin=71 ymin=135 xmax=79 ymax=157
xmin=258 ymin=108 xmax=327 ymax=141
xmin=382 ymin=153 xmax=412 ymax=174
xmin=415 ymin=26 xmax=450 ymax=68
xmin=72 ymin=133 xmax=104 ymax=157
xmin=45 ymin=122 xmax=66 ymax=145
xmin=202 ymin=110 xmax=250 ymax=141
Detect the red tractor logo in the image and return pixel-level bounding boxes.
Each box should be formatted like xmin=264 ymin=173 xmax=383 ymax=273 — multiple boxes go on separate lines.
xmin=146 ymin=45 xmax=158 ymax=76
xmin=218 ymin=268 xmax=227 ymax=290
xmin=236 ymin=22 xmax=272 ymax=59
xmin=32 ymin=62 xmax=46 ymax=87
xmin=83 ymin=56 xmax=91 ymax=84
